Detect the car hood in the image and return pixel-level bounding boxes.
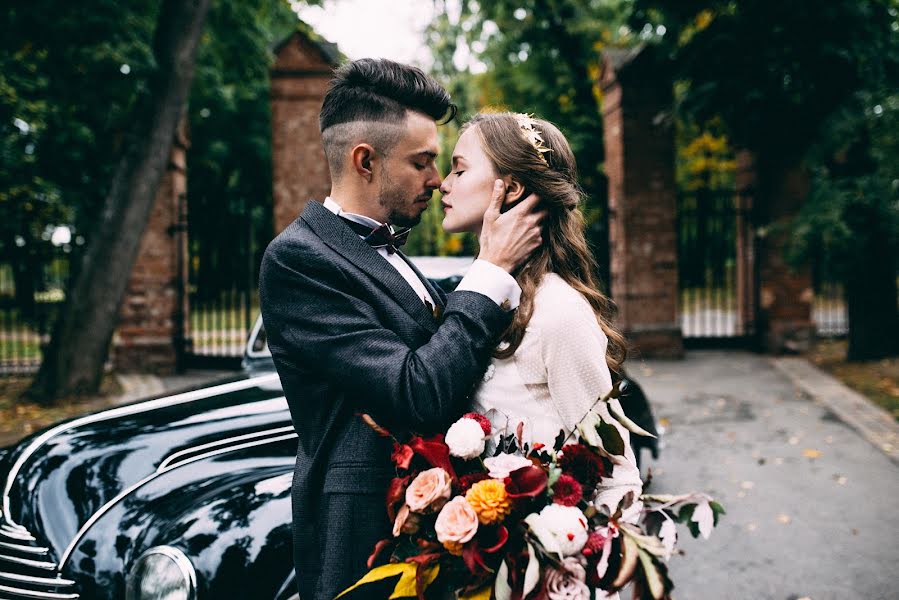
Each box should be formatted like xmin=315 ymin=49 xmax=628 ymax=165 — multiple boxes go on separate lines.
xmin=1 ymin=372 xmax=288 ymax=559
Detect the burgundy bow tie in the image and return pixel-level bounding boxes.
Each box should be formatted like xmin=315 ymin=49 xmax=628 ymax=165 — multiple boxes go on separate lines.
xmin=339 ymin=217 xmax=411 ymax=255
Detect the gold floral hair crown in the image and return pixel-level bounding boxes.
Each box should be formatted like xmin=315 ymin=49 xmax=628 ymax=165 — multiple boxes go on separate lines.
xmin=513 ymin=113 xmax=552 ymax=166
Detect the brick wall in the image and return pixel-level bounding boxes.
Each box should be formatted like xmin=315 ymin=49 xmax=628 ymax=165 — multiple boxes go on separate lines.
xmin=271 ymin=32 xmax=338 ymax=234
xmin=113 ymin=120 xmax=189 ymax=373
xmin=601 ymin=47 xmax=684 ymax=358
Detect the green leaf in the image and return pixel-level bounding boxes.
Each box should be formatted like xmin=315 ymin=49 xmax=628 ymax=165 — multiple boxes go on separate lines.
xmin=637 ymin=549 xmax=669 ymax=600
xmin=612 ymin=532 xmax=639 ymax=588
xmin=710 ymin=500 xmax=727 ymax=526
xmin=595 ymin=416 xmax=626 ymax=456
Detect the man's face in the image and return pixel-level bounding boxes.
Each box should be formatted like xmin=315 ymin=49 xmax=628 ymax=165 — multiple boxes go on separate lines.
xmin=377 ymin=111 xmax=441 ymax=228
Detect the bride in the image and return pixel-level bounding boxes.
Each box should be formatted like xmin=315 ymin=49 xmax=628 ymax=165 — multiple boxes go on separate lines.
xmin=439 ymin=112 xmax=643 ymax=522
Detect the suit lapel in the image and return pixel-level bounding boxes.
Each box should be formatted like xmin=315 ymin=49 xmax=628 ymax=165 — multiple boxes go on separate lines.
xmin=301 ymin=201 xmax=439 ymax=333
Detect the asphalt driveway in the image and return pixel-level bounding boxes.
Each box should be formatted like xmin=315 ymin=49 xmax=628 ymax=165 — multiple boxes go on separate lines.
xmin=635 ymin=350 xmax=899 ymax=600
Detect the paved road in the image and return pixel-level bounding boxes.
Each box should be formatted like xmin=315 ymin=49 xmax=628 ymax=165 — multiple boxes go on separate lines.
xmin=634 ymin=351 xmax=898 ymax=600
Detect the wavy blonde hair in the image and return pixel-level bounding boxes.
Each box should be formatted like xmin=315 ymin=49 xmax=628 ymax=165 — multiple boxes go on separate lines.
xmin=462 ymin=112 xmax=627 ymax=375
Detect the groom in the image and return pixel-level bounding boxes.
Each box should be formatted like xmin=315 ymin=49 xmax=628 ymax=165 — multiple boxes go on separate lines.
xmin=259 ymin=58 xmax=543 ymax=600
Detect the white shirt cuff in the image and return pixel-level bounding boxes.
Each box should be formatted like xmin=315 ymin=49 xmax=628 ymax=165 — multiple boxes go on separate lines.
xmin=454 ymin=259 xmax=521 ymax=310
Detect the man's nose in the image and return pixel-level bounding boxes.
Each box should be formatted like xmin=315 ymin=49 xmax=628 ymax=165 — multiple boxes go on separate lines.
xmin=427 ymin=167 xmax=442 ymax=190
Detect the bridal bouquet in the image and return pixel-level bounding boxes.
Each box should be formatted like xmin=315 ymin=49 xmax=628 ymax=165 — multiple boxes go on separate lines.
xmin=340 ymin=382 xmax=724 ymax=600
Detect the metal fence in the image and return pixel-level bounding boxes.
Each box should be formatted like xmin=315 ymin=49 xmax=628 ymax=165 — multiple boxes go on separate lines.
xmin=677 ymin=190 xmax=755 ymax=341
xmin=0 ymin=256 xmax=68 ymax=375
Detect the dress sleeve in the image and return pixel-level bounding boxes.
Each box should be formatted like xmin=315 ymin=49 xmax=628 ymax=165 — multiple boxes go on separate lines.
xmin=540 ymin=290 xmax=643 ymax=518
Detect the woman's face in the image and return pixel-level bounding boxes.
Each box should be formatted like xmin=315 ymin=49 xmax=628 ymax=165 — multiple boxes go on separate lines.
xmin=439 ymin=126 xmax=498 ymax=234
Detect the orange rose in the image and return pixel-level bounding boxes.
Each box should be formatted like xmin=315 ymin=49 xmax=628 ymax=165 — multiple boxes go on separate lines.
xmin=465 ymin=479 xmax=512 ymax=525
xmin=405 ymin=467 xmax=452 ymax=513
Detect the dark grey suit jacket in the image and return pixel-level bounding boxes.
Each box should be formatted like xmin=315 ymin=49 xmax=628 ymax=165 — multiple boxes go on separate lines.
xmin=258 ymin=200 xmax=511 ymax=600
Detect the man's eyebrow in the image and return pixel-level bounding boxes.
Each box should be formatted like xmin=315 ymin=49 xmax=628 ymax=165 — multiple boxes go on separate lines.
xmin=415 ymin=150 xmax=438 ymax=159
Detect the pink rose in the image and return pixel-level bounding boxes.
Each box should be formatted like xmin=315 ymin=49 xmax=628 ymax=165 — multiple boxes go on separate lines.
xmin=392 ymin=504 xmax=421 ymax=537
xmin=434 ymin=496 xmax=479 ymax=544
xmin=545 ymin=557 xmax=590 ymax=600
xmin=405 ymin=467 xmax=452 ymax=513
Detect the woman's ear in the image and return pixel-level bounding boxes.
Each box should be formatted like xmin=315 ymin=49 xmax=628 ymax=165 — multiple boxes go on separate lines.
xmin=351 ymin=144 xmax=377 ymax=182
xmin=503 ymin=177 xmax=526 ymax=205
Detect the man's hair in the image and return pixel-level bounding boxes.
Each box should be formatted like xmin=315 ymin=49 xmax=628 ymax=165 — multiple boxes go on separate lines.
xmin=319 ymin=58 xmax=456 ymax=177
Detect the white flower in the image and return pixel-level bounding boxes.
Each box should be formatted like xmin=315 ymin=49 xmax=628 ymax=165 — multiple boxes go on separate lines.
xmin=483 ymin=453 xmax=532 ymax=479
xmin=525 ymin=504 xmax=589 ymax=556
xmin=445 ymin=417 xmax=486 ymax=460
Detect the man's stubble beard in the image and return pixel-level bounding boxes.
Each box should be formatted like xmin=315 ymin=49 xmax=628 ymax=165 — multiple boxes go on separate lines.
xmin=378 ymin=167 xmax=423 ymax=228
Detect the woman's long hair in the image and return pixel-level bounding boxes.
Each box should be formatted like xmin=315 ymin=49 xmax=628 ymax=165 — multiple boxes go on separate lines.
xmin=462 ymin=112 xmax=627 ymax=375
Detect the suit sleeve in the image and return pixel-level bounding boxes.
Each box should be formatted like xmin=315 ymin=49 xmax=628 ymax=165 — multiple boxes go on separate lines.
xmin=259 ymin=236 xmax=511 ymax=431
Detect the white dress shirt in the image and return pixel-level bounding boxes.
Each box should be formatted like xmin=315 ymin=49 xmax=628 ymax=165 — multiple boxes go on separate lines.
xmin=323 ymin=197 xmax=521 ymax=310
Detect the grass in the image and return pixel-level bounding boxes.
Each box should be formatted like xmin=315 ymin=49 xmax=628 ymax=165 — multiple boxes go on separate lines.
xmin=808 ymin=339 xmax=899 ymax=421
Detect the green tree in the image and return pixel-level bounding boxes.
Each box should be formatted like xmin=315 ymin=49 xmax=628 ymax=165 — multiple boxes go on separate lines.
xmin=425 ymin=0 xmax=636 ymax=277
xmin=186 ymin=0 xmax=300 ymax=299
xmin=28 ymin=0 xmax=212 ymax=401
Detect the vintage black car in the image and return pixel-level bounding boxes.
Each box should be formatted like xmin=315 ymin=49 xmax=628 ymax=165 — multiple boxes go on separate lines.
xmin=0 ymin=257 xmax=657 ymax=600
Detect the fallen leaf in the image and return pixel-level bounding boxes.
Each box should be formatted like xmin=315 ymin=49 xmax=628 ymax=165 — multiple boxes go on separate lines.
xmin=802 ymin=449 xmax=822 ymax=459
xmin=745 ymin=523 xmax=757 ymax=532
xmin=833 ymin=475 xmax=847 ymax=485
xmin=740 ymin=481 xmax=755 ymax=490
xmin=776 ymin=513 xmax=791 ymax=524
xmin=788 ymin=436 xmax=800 ymax=445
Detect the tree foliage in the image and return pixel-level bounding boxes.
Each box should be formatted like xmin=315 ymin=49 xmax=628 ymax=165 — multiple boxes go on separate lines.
xmin=631 ymin=0 xmax=899 ymax=357
xmin=423 ymin=0 xmax=637 ymax=273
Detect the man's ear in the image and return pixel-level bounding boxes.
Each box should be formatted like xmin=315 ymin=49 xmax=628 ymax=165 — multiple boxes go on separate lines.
xmin=351 ymin=144 xmax=377 ymax=182
xmin=504 ymin=177 xmax=526 ymax=205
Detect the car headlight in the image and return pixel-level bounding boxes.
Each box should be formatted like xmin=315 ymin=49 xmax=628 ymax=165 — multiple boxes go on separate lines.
xmin=125 ymin=545 xmax=197 ymax=600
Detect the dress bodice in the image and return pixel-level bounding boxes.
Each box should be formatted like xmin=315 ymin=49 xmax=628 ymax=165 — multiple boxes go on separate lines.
xmin=471 ymin=273 xmax=642 ymax=515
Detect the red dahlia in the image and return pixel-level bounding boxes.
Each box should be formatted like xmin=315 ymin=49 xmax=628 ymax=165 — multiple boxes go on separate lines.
xmin=551 ymin=474 xmax=583 ymax=506
xmin=581 ymin=530 xmax=608 ymax=557
xmin=558 ymin=444 xmax=606 ymax=488
xmin=462 ymin=412 xmax=492 ymax=435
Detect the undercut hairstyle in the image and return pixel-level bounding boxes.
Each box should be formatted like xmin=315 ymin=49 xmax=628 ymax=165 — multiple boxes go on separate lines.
xmin=319 ymin=58 xmax=456 ymax=178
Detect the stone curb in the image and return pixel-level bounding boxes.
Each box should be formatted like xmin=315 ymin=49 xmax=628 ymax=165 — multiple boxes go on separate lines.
xmin=771 ymin=357 xmax=899 ymax=466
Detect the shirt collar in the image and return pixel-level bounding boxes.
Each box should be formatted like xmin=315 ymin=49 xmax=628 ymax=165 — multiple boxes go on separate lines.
xmin=323 ymin=196 xmax=386 ymax=231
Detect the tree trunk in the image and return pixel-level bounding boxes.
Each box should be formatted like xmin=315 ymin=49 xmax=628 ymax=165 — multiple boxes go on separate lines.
xmin=845 ymin=202 xmax=899 ymax=360
xmin=27 ymin=0 xmax=211 ymax=403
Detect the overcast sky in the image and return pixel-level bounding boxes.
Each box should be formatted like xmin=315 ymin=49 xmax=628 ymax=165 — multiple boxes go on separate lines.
xmin=294 ymin=0 xmax=440 ymax=67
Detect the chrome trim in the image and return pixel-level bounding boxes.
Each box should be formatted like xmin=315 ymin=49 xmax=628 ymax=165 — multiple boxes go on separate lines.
xmin=0 ymin=528 xmax=36 ymax=542
xmin=0 ymin=553 xmax=57 ymax=570
xmin=0 ymin=541 xmax=48 ymax=554
xmin=127 ymin=546 xmax=196 ymax=600
xmin=0 ymin=583 xmax=79 ymax=599
xmin=59 ymin=431 xmax=298 ymax=568
xmin=1 ymin=373 xmax=280 ymax=526
xmin=0 ymin=571 xmax=75 ymax=586
xmin=156 ymin=425 xmax=296 ymax=472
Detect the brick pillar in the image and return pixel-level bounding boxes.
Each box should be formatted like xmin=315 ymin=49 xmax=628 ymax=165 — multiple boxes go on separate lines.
xmin=271 ymin=31 xmax=341 ymax=234
xmin=601 ymin=46 xmax=683 ymax=358
xmin=755 ymin=155 xmax=814 ymax=353
xmin=113 ymin=119 xmax=190 ymax=373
